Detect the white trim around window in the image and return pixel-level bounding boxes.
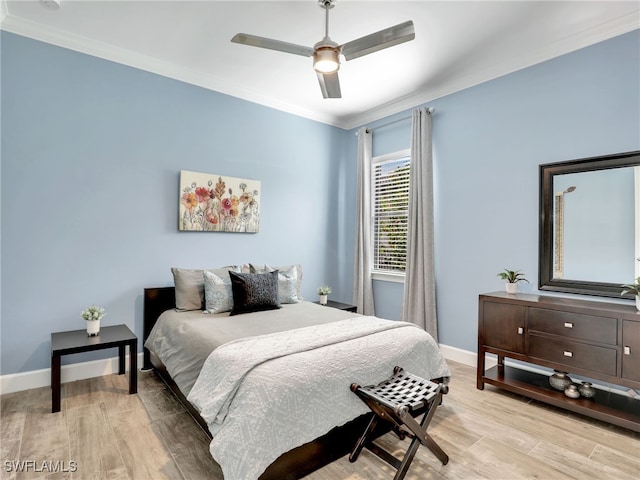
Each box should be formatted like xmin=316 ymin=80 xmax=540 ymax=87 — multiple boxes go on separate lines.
xmin=371 ymin=148 xmax=411 ymax=282
xmin=372 ymin=271 xmax=406 ymax=283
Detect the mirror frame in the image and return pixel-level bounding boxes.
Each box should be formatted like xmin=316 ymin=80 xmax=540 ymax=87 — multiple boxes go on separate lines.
xmin=539 ymin=150 xmax=640 ymax=299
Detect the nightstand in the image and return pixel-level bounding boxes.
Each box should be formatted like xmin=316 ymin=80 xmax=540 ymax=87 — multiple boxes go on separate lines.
xmin=314 ymin=299 xmax=358 ymax=313
xmin=51 ymin=324 xmax=137 ymax=413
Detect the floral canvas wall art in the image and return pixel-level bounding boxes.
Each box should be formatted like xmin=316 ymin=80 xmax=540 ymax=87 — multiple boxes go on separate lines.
xmin=179 ymin=170 xmax=260 ymax=232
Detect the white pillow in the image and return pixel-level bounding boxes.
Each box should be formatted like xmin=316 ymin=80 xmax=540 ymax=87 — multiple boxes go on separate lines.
xmin=248 ymin=263 xmax=303 ymax=303
xmin=203 ymin=270 xmax=234 ymax=313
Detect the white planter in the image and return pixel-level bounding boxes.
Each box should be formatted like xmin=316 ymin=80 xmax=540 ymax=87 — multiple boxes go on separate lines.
xmin=636 ymin=296 xmax=640 ymax=312
xmin=505 ymin=283 xmax=518 ymax=294
xmin=86 ymin=319 xmax=100 ymax=336
xmin=319 ymin=294 xmax=328 ymax=305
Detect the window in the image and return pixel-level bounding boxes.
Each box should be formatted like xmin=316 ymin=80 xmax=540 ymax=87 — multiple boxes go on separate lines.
xmin=371 ymin=149 xmax=411 ymax=280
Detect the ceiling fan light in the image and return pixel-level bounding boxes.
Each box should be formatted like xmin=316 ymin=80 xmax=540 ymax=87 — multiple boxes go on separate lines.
xmin=314 ymin=48 xmax=340 ymax=73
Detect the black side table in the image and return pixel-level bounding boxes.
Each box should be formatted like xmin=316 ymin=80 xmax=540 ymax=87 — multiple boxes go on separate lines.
xmin=314 ymin=299 xmax=358 ymax=313
xmin=51 ymin=324 xmax=137 ymax=413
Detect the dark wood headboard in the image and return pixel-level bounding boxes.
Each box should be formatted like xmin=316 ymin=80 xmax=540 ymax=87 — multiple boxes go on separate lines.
xmin=143 ymin=287 xmax=176 ymax=369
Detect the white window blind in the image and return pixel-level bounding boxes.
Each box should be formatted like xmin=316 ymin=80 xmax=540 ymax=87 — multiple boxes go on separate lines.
xmin=372 ymin=152 xmax=411 ymax=274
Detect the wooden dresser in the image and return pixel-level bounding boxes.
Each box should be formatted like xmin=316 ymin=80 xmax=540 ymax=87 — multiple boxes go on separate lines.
xmin=477 ymin=292 xmax=640 ymax=432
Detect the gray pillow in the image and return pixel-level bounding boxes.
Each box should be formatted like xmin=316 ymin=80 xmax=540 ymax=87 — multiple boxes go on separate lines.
xmin=172 ymin=266 xmax=239 ymax=311
xmin=229 ymin=270 xmax=281 ymax=316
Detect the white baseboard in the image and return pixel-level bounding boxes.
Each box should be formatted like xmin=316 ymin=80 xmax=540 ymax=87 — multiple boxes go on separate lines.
xmin=0 ymin=353 xmax=145 ymax=395
xmin=2 ymin=346 xmax=634 ymax=398
xmin=2 ymin=345 xmax=482 ymax=394
xmin=438 ymin=343 xmax=479 ymax=367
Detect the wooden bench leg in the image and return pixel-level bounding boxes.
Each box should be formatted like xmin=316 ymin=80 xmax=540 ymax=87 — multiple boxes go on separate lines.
xmin=397 ymin=392 xmax=449 ymax=465
xmin=349 ymin=413 xmax=378 ymax=463
xmin=394 ymin=436 xmax=422 ymax=480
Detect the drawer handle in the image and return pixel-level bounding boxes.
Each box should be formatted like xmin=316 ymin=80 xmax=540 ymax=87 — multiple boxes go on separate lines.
xmin=517 ymin=327 xmax=523 ymax=335
xmin=624 ymin=346 xmax=631 ymax=355
xmin=564 ymin=322 xmax=573 ymax=328
xmin=563 ymin=351 xmax=573 ymax=357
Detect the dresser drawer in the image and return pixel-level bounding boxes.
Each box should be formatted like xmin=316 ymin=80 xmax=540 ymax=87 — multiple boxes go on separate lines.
xmin=528 ymin=308 xmax=617 ymax=345
xmin=528 ymin=334 xmax=617 ymax=375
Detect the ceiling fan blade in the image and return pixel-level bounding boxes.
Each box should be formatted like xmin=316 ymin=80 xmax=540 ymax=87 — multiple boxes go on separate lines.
xmin=316 ymin=72 xmax=341 ymax=99
xmin=231 ymin=33 xmax=314 ymax=57
xmin=341 ymin=20 xmax=415 ymax=61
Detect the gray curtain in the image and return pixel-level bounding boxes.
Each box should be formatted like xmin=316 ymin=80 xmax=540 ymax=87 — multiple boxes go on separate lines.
xmin=353 ymin=127 xmax=375 ymax=315
xmin=401 ymin=107 xmax=438 ymax=340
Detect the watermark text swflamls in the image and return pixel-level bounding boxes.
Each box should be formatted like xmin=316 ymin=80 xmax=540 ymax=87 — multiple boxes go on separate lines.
xmin=4 ymin=460 xmax=78 ymax=473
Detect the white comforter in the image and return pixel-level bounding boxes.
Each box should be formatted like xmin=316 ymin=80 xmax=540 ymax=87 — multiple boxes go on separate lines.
xmin=187 ymin=316 xmax=450 ymax=480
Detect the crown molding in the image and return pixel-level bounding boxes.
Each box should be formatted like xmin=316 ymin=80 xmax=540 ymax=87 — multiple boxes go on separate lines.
xmin=340 ymin=11 xmax=640 ymax=130
xmin=0 ymin=14 xmax=343 ymax=127
xmin=2 ymin=9 xmax=638 ymax=131
xmin=0 ymin=0 xmax=7 ymax=25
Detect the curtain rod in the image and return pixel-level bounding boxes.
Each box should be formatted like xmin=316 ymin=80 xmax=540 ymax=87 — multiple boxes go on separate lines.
xmin=357 ymin=107 xmax=435 ymax=135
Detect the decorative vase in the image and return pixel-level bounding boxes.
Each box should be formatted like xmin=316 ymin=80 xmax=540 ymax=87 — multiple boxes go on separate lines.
xmin=505 ymin=283 xmax=517 ymax=294
xmin=319 ymin=294 xmax=328 ymax=305
xmin=636 ymin=296 xmax=640 ymax=312
xmin=564 ymin=384 xmax=580 ymax=398
xmin=549 ymin=370 xmax=572 ymax=391
xmin=86 ymin=319 xmax=100 ymax=337
xmin=578 ymin=381 xmax=596 ymax=399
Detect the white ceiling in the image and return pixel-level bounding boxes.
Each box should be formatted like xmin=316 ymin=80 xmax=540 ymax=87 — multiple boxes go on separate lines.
xmin=2 ymin=1 xmax=639 ymax=129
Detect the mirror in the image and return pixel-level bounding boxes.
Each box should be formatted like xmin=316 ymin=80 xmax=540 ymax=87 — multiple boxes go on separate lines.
xmin=539 ymin=150 xmax=640 ymax=298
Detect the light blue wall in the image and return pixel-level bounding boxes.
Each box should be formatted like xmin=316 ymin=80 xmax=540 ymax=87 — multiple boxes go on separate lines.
xmin=2 ymin=28 xmax=639 ymax=375
xmin=0 ymin=32 xmax=353 ymax=374
xmin=349 ymin=29 xmax=640 ymax=352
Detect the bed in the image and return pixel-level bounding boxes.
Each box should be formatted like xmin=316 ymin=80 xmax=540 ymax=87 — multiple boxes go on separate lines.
xmin=143 ymin=272 xmax=450 ymax=480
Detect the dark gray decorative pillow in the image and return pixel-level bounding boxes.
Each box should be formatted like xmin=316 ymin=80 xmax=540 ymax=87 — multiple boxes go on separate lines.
xmin=229 ymin=270 xmax=281 ymax=316
xmin=248 ymin=263 xmax=304 ymax=302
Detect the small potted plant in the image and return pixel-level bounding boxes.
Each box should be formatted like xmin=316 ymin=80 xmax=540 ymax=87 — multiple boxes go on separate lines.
xmin=317 ymin=285 xmax=331 ymax=305
xmin=81 ymin=305 xmax=106 ymax=337
xmin=621 ymin=277 xmax=640 ymax=311
xmin=497 ymin=269 xmax=529 ymax=294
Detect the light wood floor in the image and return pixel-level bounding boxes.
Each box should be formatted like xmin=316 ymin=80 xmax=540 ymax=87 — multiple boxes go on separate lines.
xmin=1 ymin=361 xmax=638 ymax=480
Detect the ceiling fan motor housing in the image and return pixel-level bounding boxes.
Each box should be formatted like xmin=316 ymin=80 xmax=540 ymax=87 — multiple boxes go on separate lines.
xmin=313 ymin=47 xmax=340 ymax=73
xmin=313 ymin=35 xmax=340 ymax=73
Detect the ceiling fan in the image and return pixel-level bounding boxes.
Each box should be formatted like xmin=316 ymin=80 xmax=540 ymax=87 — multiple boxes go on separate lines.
xmin=231 ymin=0 xmax=415 ymax=99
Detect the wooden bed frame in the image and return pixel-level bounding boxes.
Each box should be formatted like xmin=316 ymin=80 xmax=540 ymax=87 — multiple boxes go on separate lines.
xmin=142 ymin=286 xmax=444 ymax=480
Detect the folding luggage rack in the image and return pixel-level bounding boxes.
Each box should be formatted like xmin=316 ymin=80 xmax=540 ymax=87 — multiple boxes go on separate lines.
xmin=350 ymin=366 xmax=449 ymax=480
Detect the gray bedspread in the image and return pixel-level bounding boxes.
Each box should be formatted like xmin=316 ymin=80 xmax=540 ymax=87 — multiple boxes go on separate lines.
xmin=187 ymin=316 xmax=450 ymax=480
xmin=144 ymin=301 xmax=359 ymax=395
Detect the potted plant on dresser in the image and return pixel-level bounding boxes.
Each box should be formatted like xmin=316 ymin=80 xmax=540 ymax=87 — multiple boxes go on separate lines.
xmin=621 ymin=277 xmax=640 ymax=311
xmin=497 ymin=268 xmax=529 ymax=294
